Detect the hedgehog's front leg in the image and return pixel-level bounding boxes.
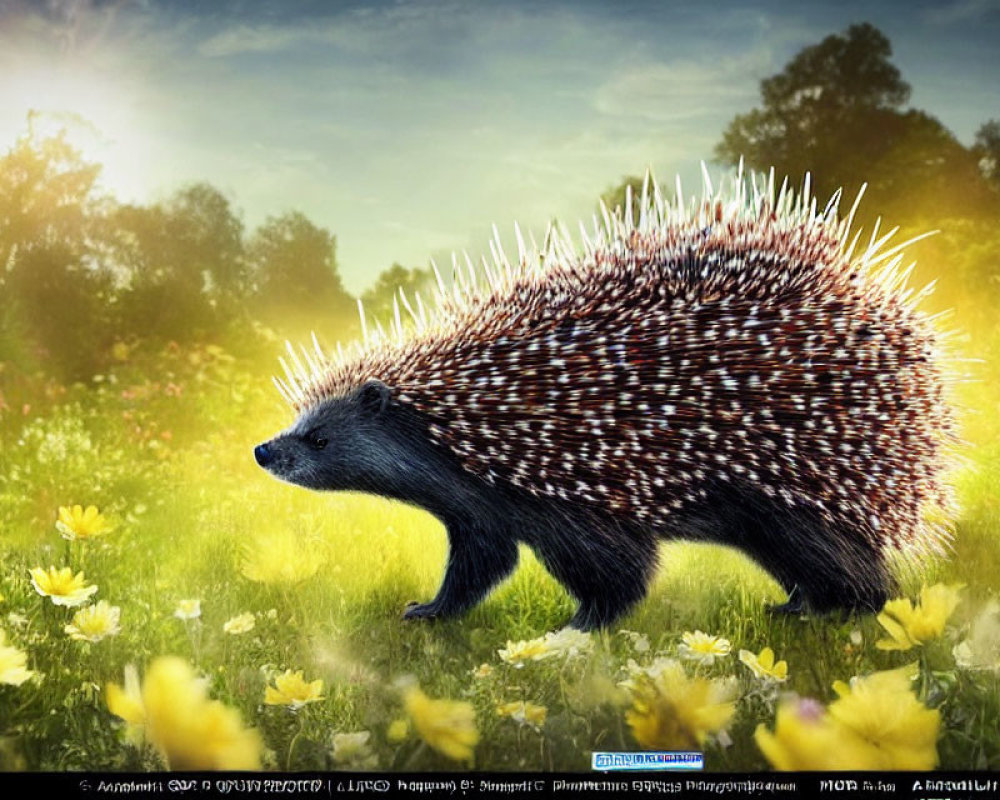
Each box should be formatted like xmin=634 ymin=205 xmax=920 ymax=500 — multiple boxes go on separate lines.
xmin=527 ymin=509 xmax=660 ymax=632
xmin=403 ymin=527 xmax=519 ymax=621
xmin=564 ymin=555 xmax=657 ymax=632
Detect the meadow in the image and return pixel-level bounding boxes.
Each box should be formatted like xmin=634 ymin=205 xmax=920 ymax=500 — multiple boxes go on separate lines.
xmin=1 ymin=8 xmax=999 ymax=776
xmin=1 ymin=313 xmax=999 ymax=773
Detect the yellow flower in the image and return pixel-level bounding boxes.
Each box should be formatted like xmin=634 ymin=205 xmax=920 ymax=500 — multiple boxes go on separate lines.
xmin=678 ymin=630 xmax=731 ymax=665
xmin=497 ymin=701 xmax=548 ymax=727
xmin=387 ymin=718 xmax=410 ymax=743
xmin=623 ymin=658 xmax=736 ymax=749
xmin=545 ymin=627 xmax=595 ymax=656
xmin=56 ymin=504 xmax=112 ymax=541
xmin=755 ymin=664 xmax=939 ymax=770
xmin=264 ymin=670 xmax=324 ymax=709
xmin=223 ymin=612 xmax=256 ymax=635
xmin=498 ymin=637 xmax=552 ymax=666
xmin=0 ymin=630 xmax=36 ymax=686
xmin=106 ymin=657 xmax=262 ymax=769
xmin=755 ymin=697 xmax=874 ymax=770
xmin=472 ymin=663 xmax=493 ymax=679
xmin=620 ymin=629 xmax=651 ymax=652
xmin=106 ymin=664 xmax=145 ymax=746
xmin=173 ymin=599 xmax=201 ymax=620
xmin=331 ymin=731 xmax=378 ymax=769
xmin=877 ymin=583 xmax=963 ymax=651
xmin=404 ymin=686 xmax=479 ymax=762
xmin=738 ymin=647 xmax=788 ymax=682
xmin=827 ymin=664 xmax=940 ymax=770
xmin=241 ymin=532 xmax=326 ymax=584
xmin=498 ymin=628 xmax=594 ymax=666
xmin=953 ymin=599 xmax=1000 ymax=670
xmin=65 ymin=601 xmax=122 ymax=642
xmin=29 ymin=566 xmax=98 ymax=607
xmin=625 ymin=655 xmax=681 ymax=681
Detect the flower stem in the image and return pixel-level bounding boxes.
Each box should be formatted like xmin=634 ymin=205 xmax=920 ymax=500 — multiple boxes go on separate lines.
xmin=401 ymin=742 xmax=427 ymax=770
xmin=287 ymin=720 xmax=306 ymax=770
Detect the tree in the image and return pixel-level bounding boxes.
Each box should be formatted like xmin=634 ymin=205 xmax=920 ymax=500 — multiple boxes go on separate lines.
xmin=168 ymin=183 xmax=247 ymax=304
xmin=0 ymin=124 xmax=114 ymax=378
xmin=108 ymin=182 xmax=252 ymax=340
xmin=974 ymin=119 xmax=1000 ymax=191
xmin=714 ymin=23 xmax=997 ymax=222
xmin=3 ymin=245 xmax=115 ymax=379
xmin=110 ymin=202 xmax=213 ymax=340
xmin=0 ymin=122 xmax=103 ymax=270
xmin=246 ymin=211 xmax=354 ymax=337
xmin=716 ymin=24 xmax=908 ymax=192
xmin=599 ymin=175 xmax=645 ymax=227
xmin=109 ymin=186 xmax=240 ymax=338
xmin=359 ymin=263 xmax=433 ymax=328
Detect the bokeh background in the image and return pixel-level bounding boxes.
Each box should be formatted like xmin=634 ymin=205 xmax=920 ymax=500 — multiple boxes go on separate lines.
xmin=0 ymin=0 xmax=998 ymax=773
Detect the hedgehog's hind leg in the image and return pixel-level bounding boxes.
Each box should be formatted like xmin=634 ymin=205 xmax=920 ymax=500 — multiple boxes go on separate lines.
xmin=403 ymin=525 xmax=519 ymax=621
xmin=766 ymin=584 xmax=804 ymax=615
xmin=795 ymin=539 xmax=893 ymax=615
xmin=733 ymin=494 xmax=892 ymax=615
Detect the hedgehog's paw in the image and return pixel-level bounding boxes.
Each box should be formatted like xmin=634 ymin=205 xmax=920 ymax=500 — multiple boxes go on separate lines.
xmin=402 ymin=601 xmax=440 ymax=621
xmin=567 ymin=605 xmax=612 ymax=632
xmin=766 ymin=585 xmax=804 ymax=615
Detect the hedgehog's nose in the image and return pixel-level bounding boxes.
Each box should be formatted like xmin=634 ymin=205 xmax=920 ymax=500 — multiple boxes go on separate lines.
xmin=254 ymin=443 xmax=274 ymax=467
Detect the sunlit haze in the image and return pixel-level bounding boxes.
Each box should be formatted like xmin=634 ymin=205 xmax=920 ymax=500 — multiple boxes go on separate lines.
xmin=0 ymin=0 xmax=996 ymax=293
xmin=2 ymin=1 xmax=1000 ymax=778
xmin=2 ymin=64 xmax=153 ymax=201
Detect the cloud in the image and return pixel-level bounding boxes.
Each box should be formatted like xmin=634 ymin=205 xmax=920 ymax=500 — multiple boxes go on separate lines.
xmin=0 ymin=0 xmax=133 ymax=56
xmin=592 ymin=53 xmax=767 ymax=125
xmin=196 ymin=2 xmax=473 ymax=60
xmin=198 ymin=23 xmax=326 ymax=57
xmin=922 ymin=0 xmax=1000 ymax=25
xmin=2 ymin=0 xmax=993 ymax=294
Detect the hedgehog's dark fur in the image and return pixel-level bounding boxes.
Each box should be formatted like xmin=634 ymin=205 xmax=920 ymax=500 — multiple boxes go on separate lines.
xmin=256 ymin=167 xmax=957 ymax=630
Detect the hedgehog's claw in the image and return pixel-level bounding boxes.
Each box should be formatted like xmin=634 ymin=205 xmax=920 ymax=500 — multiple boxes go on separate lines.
xmin=766 ymin=585 xmax=804 ymax=615
xmin=402 ymin=601 xmax=440 ymax=621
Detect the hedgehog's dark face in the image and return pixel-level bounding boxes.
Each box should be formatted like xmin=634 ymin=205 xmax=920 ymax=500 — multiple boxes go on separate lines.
xmin=254 ymin=380 xmax=397 ymax=493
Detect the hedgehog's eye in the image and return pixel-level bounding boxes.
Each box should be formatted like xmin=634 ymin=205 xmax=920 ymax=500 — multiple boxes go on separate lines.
xmin=305 ymin=432 xmax=328 ymax=451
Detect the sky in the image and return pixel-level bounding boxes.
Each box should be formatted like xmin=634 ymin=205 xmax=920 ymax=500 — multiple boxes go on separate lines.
xmin=0 ymin=0 xmax=997 ymax=294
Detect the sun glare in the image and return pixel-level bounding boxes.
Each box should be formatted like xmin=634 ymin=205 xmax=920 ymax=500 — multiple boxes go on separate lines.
xmin=0 ymin=65 xmax=151 ymax=202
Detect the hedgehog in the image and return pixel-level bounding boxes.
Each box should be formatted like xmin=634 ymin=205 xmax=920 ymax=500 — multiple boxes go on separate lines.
xmin=254 ymin=165 xmax=958 ymax=631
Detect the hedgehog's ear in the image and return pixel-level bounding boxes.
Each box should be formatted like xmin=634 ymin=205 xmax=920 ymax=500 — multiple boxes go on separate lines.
xmin=359 ymin=380 xmax=391 ymax=416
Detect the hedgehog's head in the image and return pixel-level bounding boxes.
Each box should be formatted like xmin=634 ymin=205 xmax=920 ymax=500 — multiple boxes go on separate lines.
xmin=254 ymin=379 xmax=401 ymax=493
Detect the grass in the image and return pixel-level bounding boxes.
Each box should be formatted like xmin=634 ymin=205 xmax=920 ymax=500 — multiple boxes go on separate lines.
xmin=0 ymin=338 xmax=998 ymax=772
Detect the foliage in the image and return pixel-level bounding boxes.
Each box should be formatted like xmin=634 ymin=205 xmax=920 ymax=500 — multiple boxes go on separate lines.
xmin=246 ymin=211 xmax=355 ymax=340
xmin=599 ymin=175 xmax=645 ymax=226
xmin=713 ymin=22 xmax=999 ymax=224
xmin=973 ymin=120 xmax=1000 ymax=192
xmin=359 ymin=263 xmax=433 ymax=329
xmin=0 ymin=127 xmax=112 ymax=379
xmin=0 ymin=122 xmax=367 ymax=380
xmin=0 ymin=121 xmax=103 ymax=269
xmin=109 ymin=184 xmax=247 ymax=341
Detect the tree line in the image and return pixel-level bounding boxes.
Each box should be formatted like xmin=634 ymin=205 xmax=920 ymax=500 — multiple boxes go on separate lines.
xmin=0 ymin=121 xmax=437 ymax=380
xmin=603 ymin=22 xmax=1000 ymax=325
xmin=607 ymin=24 xmax=999 ymax=221
xmin=1 ymin=22 xmax=997 ymax=383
